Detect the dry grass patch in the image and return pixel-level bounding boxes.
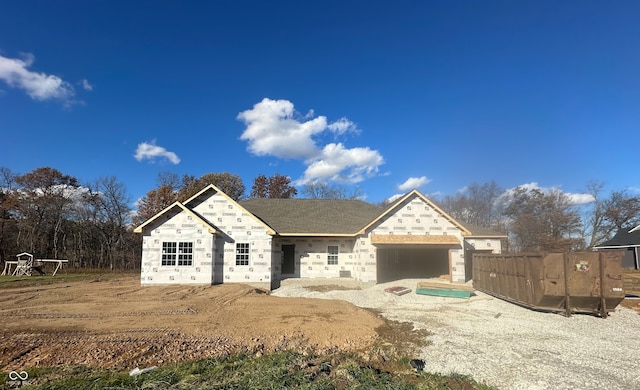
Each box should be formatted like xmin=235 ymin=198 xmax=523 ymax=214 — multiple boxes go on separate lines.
xmin=620 ymin=298 xmax=640 ymax=313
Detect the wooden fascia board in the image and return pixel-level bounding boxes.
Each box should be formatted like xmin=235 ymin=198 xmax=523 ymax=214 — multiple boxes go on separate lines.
xmin=594 ymin=244 xmax=640 ymax=249
xmin=465 ymin=235 xmax=508 ymax=239
xmin=183 ymin=184 xmax=276 ymax=235
xmin=276 ymin=233 xmax=356 ymax=237
xmin=357 ymin=191 xmax=414 ymax=234
xmin=133 ymin=201 xmax=183 ymax=233
xmin=133 ymin=202 xmax=217 ymax=234
xmin=370 ymin=234 xmax=461 ymax=245
xmin=358 ymin=190 xmax=472 ymax=236
xmin=411 ymin=190 xmax=472 ymax=236
xmin=183 ymin=184 xmax=220 ymax=204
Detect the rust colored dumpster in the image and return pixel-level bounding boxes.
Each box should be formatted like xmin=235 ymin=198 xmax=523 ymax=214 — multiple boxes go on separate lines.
xmin=472 ymin=251 xmax=625 ymax=317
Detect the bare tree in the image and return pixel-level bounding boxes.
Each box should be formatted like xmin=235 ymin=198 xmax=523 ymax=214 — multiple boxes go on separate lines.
xmin=603 ymin=190 xmax=640 ymax=231
xmin=157 ymin=171 xmax=181 ymax=191
xmin=301 ymin=182 xmax=362 ymax=199
xmin=502 ymin=187 xmax=582 ymax=252
xmin=581 ymin=182 xmax=640 ymax=248
xmin=251 ymin=174 xmax=269 ymax=198
xmin=133 ymin=185 xmax=177 ymax=226
xmin=177 ymin=172 xmax=245 ymax=201
xmin=440 ymin=181 xmax=503 ymax=229
xmin=581 ymin=182 xmax=609 ymax=249
xmin=13 ymin=167 xmax=80 ymax=258
xmin=0 ymin=167 xmax=18 ymax=262
xmin=250 ymin=174 xmax=297 ymax=198
xmin=86 ymin=177 xmax=134 ymax=268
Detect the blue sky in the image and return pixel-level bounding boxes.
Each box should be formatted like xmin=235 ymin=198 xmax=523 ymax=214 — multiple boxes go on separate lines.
xmin=2 ymin=1 xmax=639 ymax=206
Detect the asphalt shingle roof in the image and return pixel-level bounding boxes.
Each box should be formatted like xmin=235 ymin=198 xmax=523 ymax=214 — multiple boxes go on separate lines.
xmin=240 ymin=198 xmax=383 ymax=235
xmin=462 ymin=224 xmax=508 ymax=237
xmin=595 ymin=227 xmax=640 ymax=247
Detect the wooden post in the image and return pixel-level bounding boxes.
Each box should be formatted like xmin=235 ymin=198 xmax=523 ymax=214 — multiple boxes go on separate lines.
xmin=599 ymin=253 xmax=607 ymax=318
xmin=563 ymin=253 xmax=571 ymax=317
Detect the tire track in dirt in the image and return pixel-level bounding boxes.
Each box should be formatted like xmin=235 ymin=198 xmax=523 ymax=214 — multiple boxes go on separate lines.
xmin=0 ymin=275 xmax=383 ymax=370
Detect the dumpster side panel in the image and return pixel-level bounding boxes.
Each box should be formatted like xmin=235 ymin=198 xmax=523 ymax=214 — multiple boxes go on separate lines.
xmin=514 ymin=257 xmax=527 ymax=302
xmin=566 ymin=252 xmax=600 ymax=313
xmin=538 ymin=253 xmax=566 ymax=310
xmin=597 ymin=251 xmax=625 ymax=313
xmin=472 ymin=251 xmax=624 ymax=317
xmin=526 ymin=254 xmax=546 ymax=307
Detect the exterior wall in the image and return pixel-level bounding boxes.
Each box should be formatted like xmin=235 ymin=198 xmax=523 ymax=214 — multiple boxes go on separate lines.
xmin=140 ymin=210 xmax=215 ymax=285
xmin=190 ymin=192 xmax=274 ymax=286
xmin=139 ymin=190 xmax=496 ymax=287
xmin=464 ymin=238 xmax=503 ymax=254
xmin=365 ymin=195 xmax=466 ymax=282
xmin=274 ymin=237 xmax=357 ymax=279
xmin=352 ymin=236 xmax=378 ymax=282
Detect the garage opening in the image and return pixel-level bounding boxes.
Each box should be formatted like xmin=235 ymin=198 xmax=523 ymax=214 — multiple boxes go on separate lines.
xmin=376 ymin=246 xmax=450 ymax=283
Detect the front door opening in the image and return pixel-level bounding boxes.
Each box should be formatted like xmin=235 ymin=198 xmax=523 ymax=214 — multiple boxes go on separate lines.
xmin=281 ymin=244 xmax=295 ymax=274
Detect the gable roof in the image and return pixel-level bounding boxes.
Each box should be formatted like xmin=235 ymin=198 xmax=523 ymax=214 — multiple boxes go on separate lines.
xmin=359 ymin=190 xmax=472 ymax=235
xmin=463 ymin=224 xmax=508 ymax=238
xmin=133 ymin=202 xmax=218 ymax=234
xmin=134 ymin=187 xmax=479 ymax=238
xmin=182 ymin=184 xmax=224 ymax=206
xmin=594 ymin=227 xmax=640 ymax=248
xmin=240 ymin=198 xmax=383 ymax=236
xmin=184 ymin=184 xmax=276 ymax=235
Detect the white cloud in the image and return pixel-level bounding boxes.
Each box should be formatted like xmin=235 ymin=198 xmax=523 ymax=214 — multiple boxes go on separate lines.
xmin=237 ymin=98 xmax=325 ymax=159
xmin=386 ymin=193 xmax=404 ymax=203
xmin=398 ymin=176 xmax=431 ymax=192
xmin=134 ymin=141 xmax=181 ymax=164
xmin=0 ymin=53 xmax=76 ymax=103
xmin=81 ymin=79 xmax=93 ymax=91
xmin=238 ymin=98 xmax=383 ymax=184
xmin=500 ymin=182 xmax=594 ymax=206
xmin=300 ymin=143 xmax=384 ymax=184
xmin=567 ymin=193 xmax=595 ymax=205
xmin=386 ymin=189 xmax=441 ymax=205
xmin=327 ymin=117 xmax=357 ymax=134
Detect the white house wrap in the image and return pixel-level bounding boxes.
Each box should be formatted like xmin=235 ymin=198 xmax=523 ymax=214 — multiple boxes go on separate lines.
xmin=135 ymin=185 xmax=505 ymax=289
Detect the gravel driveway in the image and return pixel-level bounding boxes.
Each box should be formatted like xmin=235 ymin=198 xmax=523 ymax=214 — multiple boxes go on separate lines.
xmin=273 ymin=279 xmax=640 ymax=390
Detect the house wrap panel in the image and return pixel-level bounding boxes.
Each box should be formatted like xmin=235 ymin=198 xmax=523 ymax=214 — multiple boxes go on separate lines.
xmin=367 ymin=195 xmax=467 ymax=282
xmin=136 ymin=186 xmax=504 ymax=288
xmin=465 ymin=238 xmax=502 ymax=253
xmin=352 ymin=237 xmax=377 ymax=282
xmin=140 ymin=210 xmax=214 ymax=285
xmin=274 ymin=238 xmax=356 ymax=279
xmin=191 ymin=192 xmax=274 ymax=286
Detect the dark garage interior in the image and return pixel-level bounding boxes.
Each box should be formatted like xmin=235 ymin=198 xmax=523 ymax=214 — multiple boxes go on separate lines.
xmin=376 ymin=246 xmax=450 ymax=283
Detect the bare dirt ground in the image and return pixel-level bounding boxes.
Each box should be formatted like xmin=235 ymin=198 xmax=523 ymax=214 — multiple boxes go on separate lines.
xmin=0 ymin=275 xmax=384 ymax=371
xmin=274 ymin=280 xmax=640 ymax=390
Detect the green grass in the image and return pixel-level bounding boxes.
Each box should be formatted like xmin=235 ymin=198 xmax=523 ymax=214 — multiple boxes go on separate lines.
xmin=3 ymin=351 xmax=496 ymax=390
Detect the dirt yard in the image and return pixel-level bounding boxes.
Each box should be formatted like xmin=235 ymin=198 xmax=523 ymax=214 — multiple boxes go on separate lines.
xmin=0 ymin=275 xmax=383 ymax=370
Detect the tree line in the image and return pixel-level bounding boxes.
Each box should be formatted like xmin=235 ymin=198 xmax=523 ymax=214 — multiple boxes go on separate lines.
xmin=439 ymin=181 xmax=640 ymax=252
xmin=1 ymin=166 xmax=639 ymax=269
